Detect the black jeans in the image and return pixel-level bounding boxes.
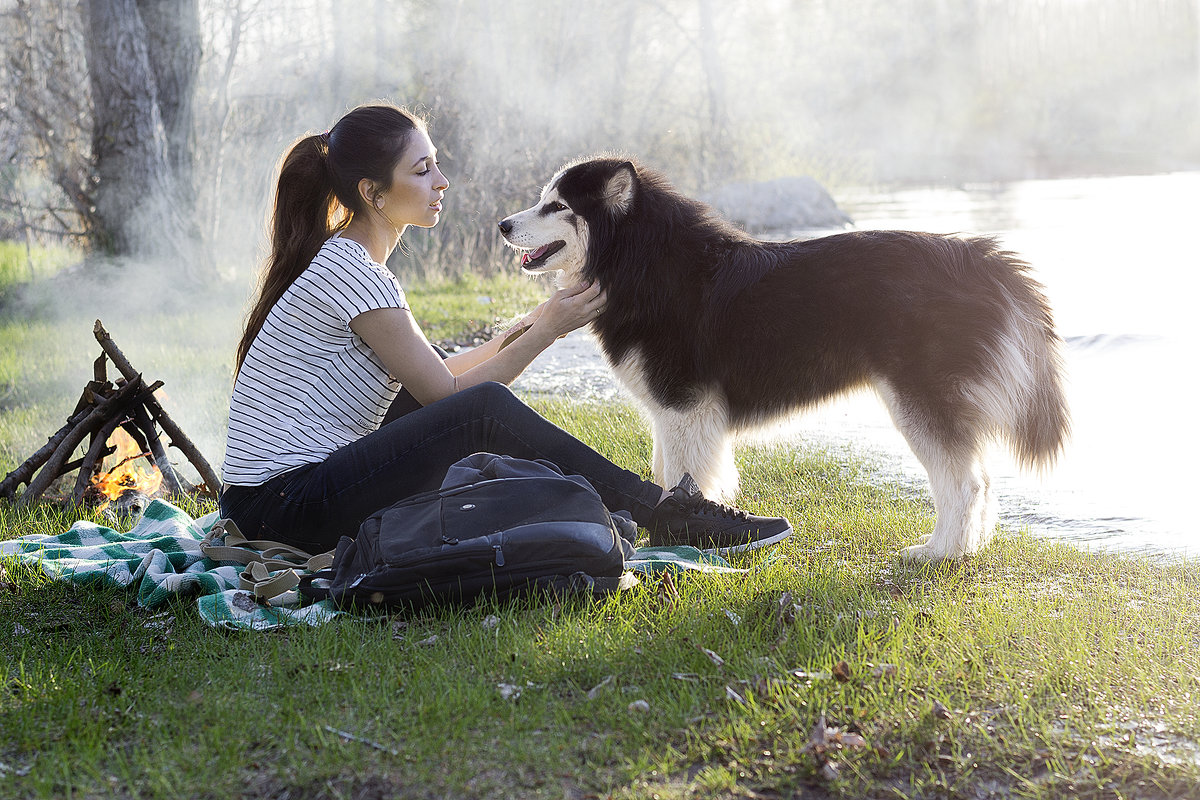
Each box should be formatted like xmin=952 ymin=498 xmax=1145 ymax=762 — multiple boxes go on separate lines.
xmin=219 ymin=382 xmax=662 ymax=552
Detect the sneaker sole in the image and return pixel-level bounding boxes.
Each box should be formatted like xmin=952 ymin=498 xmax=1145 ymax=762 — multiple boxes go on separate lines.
xmin=703 ymin=524 xmax=793 ymax=557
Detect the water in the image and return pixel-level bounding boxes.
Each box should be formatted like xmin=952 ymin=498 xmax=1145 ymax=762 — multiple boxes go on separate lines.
xmin=512 ymin=172 xmax=1200 ymax=556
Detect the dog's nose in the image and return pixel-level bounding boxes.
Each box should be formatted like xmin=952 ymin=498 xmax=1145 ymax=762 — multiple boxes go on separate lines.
xmin=498 ymin=219 xmax=513 ymax=236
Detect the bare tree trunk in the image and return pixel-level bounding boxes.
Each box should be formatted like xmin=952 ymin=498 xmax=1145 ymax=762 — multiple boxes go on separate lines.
xmin=136 ymin=0 xmax=201 ymax=198
xmin=83 ymin=0 xmax=198 ymax=270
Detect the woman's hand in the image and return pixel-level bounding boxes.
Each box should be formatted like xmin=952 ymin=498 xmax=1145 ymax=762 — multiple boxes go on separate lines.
xmin=530 ymin=280 xmax=606 ymax=340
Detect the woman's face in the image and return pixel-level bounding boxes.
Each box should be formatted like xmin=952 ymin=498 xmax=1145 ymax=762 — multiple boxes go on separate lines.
xmin=378 ymin=129 xmax=449 ymax=229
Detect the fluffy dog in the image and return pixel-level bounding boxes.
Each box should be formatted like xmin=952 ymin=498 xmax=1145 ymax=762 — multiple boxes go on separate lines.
xmin=499 ymin=157 xmax=1070 ymax=560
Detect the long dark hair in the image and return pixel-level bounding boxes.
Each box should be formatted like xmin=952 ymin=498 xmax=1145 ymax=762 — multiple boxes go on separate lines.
xmin=235 ymin=103 xmax=426 ymax=374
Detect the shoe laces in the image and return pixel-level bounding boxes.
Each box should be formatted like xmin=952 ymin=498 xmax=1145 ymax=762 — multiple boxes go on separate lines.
xmin=680 ymin=494 xmax=750 ymax=521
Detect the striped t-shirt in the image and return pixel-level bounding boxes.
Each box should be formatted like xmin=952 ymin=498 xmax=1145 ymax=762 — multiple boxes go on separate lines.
xmin=222 ymin=236 xmax=408 ymax=486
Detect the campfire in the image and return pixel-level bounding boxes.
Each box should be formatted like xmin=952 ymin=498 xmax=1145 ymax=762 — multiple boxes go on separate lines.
xmin=0 ymin=320 xmax=220 ymax=510
xmin=89 ymin=428 xmax=165 ymax=511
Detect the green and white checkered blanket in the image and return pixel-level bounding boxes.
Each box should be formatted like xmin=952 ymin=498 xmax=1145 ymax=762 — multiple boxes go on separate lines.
xmin=1 ymin=499 xmax=747 ymax=632
xmin=0 ymin=499 xmax=340 ymax=631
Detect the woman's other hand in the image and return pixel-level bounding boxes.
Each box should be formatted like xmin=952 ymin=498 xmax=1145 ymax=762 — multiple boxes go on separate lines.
xmin=532 ymin=281 xmax=606 ymax=340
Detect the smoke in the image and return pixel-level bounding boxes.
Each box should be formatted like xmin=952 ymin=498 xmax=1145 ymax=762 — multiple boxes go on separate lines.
xmin=6 ymin=0 xmax=1199 ymax=475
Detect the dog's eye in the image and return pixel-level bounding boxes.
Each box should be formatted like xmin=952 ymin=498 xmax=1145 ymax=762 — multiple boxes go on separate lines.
xmin=544 ymin=201 xmax=567 ymax=213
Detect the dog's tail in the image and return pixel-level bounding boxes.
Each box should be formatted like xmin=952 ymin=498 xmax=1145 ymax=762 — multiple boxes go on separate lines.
xmin=975 ymin=241 xmax=1071 ymax=471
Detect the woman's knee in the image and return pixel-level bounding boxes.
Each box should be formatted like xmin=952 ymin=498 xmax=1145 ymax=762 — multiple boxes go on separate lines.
xmin=463 ymin=380 xmax=521 ymax=410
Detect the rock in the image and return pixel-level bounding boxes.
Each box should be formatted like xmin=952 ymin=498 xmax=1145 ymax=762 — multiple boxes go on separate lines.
xmin=702 ymin=176 xmax=853 ymax=233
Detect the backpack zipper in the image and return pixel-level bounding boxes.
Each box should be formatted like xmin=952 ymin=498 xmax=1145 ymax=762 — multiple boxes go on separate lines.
xmin=492 ymin=532 xmax=505 ymax=567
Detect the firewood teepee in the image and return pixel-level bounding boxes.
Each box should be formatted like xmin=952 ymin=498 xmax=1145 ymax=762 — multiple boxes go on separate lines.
xmin=0 ymin=321 xmax=221 ymax=507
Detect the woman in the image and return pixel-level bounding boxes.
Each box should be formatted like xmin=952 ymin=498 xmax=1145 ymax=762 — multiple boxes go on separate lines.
xmin=219 ymin=103 xmax=791 ymax=556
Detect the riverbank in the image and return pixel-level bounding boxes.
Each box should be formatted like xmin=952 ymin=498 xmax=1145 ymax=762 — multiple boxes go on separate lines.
xmin=2 ymin=276 xmax=1199 ymax=798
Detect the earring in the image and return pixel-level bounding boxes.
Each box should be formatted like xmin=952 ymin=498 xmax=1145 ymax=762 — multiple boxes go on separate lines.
xmin=375 ymin=197 xmax=384 ymax=209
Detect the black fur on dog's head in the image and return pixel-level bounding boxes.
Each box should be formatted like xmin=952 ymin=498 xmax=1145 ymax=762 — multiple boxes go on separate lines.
xmin=550 ymin=155 xmax=745 ymax=289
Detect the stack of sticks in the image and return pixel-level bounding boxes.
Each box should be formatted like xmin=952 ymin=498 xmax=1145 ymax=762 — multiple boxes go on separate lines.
xmin=0 ymin=320 xmax=221 ymax=508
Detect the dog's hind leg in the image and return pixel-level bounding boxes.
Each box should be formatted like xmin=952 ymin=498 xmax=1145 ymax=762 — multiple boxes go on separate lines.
xmin=650 ymin=392 xmax=738 ymax=502
xmin=878 ymin=385 xmax=992 ymax=560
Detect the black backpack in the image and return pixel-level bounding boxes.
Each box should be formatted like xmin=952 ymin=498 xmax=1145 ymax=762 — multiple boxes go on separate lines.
xmin=300 ymin=452 xmax=635 ymax=610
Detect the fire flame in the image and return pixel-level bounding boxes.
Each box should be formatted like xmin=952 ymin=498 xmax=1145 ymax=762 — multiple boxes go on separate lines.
xmin=91 ymin=428 xmax=163 ymax=503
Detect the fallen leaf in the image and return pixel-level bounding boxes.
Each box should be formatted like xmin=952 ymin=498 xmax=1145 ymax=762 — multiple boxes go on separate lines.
xmin=832 ymin=660 xmax=852 ymax=682
xmin=417 ymin=635 xmax=439 ymax=647
xmin=587 ymin=675 xmax=614 ymax=700
xmin=838 ymin=732 xmax=868 ymax=749
xmin=481 ymin=614 xmax=500 ymax=630
xmin=628 ymin=699 xmax=650 ymax=713
xmin=808 ymin=714 xmax=829 ymax=751
xmin=697 ymin=645 xmax=725 ymax=668
xmin=725 ymin=685 xmax=746 ymax=705
xmin=497 ymin=683 xmax=522 ymax=701
xmin=871 ymin=663 xmax=899 ymax=679
xmin=231 ymin=592 xmax=258 ymax=613
xmin=657 ymin=572 xmax=680 ymax=607
xmin=932 ymin=700 xmax=952 ymax=720
xmin=820 ymin=761 xmax=840 ymax=780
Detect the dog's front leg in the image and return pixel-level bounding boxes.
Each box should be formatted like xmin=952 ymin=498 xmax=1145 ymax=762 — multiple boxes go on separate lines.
xmin=650 ymin=394 xmax=738 ymax=502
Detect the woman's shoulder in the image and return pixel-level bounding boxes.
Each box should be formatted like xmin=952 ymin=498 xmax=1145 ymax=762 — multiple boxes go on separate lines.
xmin=297 ymin=236 xmax=406 ymax=313
xmin=308 ymin=237 xmax=397 ymax=283
xmin=314 ymin=235 xmax=375 ymax=269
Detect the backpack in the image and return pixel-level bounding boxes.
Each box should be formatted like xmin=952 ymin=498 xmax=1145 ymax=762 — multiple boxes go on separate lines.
xmin=299 ymin=452 xmax=637 ymax=610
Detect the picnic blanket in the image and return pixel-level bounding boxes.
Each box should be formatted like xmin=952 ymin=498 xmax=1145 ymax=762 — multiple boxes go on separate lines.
xmin=0 ymin=499 xmax=747 ymax=631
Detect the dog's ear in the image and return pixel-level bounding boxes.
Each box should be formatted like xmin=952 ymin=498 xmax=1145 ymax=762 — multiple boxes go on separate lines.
xmin=602 ymin=161 xmax=636 ymax=217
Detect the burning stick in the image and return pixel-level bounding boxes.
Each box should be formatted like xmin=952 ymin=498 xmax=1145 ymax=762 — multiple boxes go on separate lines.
xmin=15 ymin=377 xmax=145 ymax=507
xmin=93 ymin=320 xmax=220 ymax=496
xmin=70 ymin=408 xmax=130 ymax=506
xmin=128 ymin=404 xmax=188 ymax=496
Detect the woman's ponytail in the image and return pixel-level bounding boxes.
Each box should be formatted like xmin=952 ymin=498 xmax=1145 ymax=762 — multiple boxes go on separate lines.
xmin=235 ymin=133 xmax=345 ymax=375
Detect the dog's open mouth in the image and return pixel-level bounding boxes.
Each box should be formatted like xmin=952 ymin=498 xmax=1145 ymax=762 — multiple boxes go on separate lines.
xmin=520 ymin=241 xmax=565 ymax=270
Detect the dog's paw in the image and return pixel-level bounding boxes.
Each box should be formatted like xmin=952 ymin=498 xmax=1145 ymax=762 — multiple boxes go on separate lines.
xmin=899 ymin=540 xmax=964 ymax=562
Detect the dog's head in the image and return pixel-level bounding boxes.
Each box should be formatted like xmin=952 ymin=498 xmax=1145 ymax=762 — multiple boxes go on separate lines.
xmin=498 ymin=157 xmax=637 ymax=285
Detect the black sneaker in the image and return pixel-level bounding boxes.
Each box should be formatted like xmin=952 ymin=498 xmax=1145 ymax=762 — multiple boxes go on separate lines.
xmin=647 ymin=473 xmax=792 ymax=556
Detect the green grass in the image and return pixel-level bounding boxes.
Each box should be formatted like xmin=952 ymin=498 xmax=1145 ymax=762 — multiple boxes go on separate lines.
xmin=403 ymin=271 xmax=551 ymax=345
xmin=2 ymin=275 xmax=1200 ymax=798
xmin=0 ymin=240 xmax=80 ymax=295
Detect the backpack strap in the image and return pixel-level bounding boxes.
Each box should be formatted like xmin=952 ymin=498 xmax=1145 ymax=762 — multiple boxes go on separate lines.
xmin=201 ymin=519 xmax=335 ymax=605
xmin=238 ymin=560 xmax=301 ymax=603
xmin=200 ymin=518 xmax=334 ymax=572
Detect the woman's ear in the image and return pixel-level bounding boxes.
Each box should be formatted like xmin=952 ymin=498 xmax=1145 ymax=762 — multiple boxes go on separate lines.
xmin=357 ymin=178 xmax=379 ymax=209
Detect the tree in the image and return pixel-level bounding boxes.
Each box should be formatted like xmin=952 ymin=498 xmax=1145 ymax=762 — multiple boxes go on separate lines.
xmin=83 ymin=0 xmax=201 ymax=268
xmin=2 ymin=0 xmax=202 ymax=272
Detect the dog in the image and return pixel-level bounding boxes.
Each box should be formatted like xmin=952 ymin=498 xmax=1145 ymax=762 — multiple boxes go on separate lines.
xmin=498 ymin=157 xmax=1070 ymax=560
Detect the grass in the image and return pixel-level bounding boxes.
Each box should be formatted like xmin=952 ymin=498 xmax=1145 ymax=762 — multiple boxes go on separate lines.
xmin=0 ymin=240 xmax=80 ymax=297
xmin=2 ymin=273 xmax=1200 ymax=798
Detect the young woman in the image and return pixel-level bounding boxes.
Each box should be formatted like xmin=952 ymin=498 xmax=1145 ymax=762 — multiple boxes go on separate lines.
xmin=219 ymin=103 xmax=791 ymax=556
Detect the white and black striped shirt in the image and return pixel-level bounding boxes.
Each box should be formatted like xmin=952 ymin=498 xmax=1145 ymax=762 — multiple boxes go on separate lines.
xmin=222 ymin=236 xmax=408 ymax=486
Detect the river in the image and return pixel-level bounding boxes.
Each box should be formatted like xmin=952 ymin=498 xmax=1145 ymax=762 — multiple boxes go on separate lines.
xmin=512 ymin=172 xmax=1200 ymax=557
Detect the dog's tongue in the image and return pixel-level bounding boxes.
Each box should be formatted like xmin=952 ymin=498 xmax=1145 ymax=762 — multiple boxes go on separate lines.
xmin=522 ymin=244 xmax=551 ymax=265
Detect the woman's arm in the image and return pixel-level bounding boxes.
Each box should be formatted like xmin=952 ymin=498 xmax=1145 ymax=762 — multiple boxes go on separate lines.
xmin=351 ymin=281 xmax=604 ymax=406
xmin=439 ymin=304 xmax=543 ymax=375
